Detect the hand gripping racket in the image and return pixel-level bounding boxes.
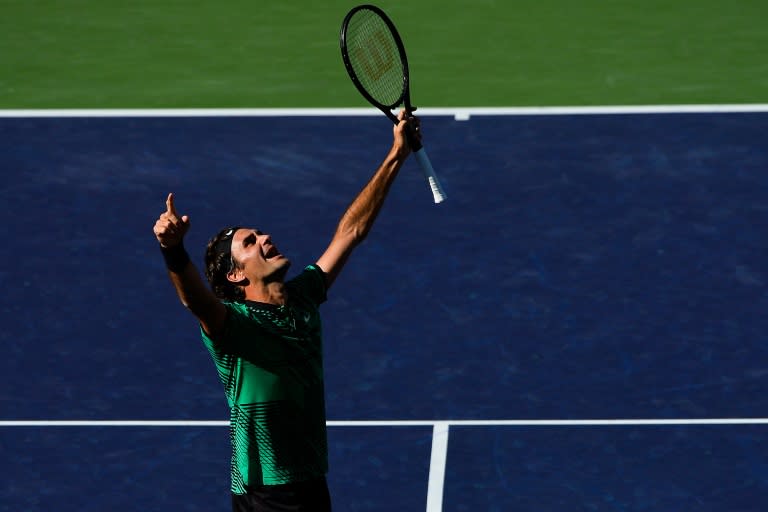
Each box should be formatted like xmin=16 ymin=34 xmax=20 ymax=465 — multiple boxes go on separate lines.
xmin=340 ymin=4 xmax=447 ymax=203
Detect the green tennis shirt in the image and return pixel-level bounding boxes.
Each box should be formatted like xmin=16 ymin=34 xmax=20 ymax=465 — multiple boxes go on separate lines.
xmin=200 ymin=264 xmax=329 ymax=492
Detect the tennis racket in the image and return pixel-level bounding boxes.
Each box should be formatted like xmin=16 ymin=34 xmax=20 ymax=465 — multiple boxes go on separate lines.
xmin=340 ymin=4 xmax=447 ymax=204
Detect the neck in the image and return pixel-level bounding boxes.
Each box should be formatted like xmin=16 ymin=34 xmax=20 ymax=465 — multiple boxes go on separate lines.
xmin=243 ymin=280 xmax=288 ymax=306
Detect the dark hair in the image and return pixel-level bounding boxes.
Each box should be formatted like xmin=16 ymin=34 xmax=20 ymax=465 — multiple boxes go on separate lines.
xmin=204 ymin=226 xmax=244 ymax=301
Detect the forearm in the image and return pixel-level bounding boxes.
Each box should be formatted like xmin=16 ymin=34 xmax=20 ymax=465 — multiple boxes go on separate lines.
xmin=160 ymin=244 xmax=225 ymax=332
xmin=154 ymin=192 xmax=226 ymax=335
xmin=166 ymin=261 xmax=215 ymax=313
xmin=336 ymin=143 xmax=408 ymax=243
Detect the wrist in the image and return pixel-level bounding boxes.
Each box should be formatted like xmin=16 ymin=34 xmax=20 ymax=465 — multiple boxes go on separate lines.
xmin=390 ymin=142 xmax=410 ymax=161
xmin=160 ymin=242 xmax=190 ymax=273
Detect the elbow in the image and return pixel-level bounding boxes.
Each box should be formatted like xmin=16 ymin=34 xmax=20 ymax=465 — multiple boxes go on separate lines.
xmin=352 ymin=226 xmax=369 ymax=244
xmin=336 ymin=223 xmax=368 ymax=246
xmin=177 ymin=293 xmax=199 ymax=312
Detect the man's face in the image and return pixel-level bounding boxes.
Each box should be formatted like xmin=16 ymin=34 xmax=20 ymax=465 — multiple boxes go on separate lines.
xmin=228 ymin=228 xmax=291 ymax=283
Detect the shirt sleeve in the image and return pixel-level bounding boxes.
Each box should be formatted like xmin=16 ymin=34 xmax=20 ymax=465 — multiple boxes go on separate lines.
xmin=289 ymin=264 xmax=328 ymax=306
xmin=199 ymin=301 xmax=240 ymax=350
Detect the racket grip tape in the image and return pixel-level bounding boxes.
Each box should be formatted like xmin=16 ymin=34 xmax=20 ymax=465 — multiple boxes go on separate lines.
xmin=414 ymin=148 xmax=447 ymax=204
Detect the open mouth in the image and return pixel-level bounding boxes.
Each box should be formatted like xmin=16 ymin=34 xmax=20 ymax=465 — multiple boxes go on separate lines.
xmin=264 ymin=245 xmax=281 ymax=259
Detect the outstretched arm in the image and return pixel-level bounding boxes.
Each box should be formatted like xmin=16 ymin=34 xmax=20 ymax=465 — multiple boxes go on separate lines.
xmin=153 ymin=193 xmax=227 ymax=336
xmin=317 ymin=110 xmax=419 ymax=289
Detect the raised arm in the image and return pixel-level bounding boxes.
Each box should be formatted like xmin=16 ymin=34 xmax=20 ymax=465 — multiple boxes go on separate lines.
xmin=316 ymin=110 xmax=419 ymax=289
xmin=153 ymin=193 xmax=227 ymax=336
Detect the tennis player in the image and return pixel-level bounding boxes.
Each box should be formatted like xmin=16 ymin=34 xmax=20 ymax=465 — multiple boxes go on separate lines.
xmin=153 ymin=110 xmax=420 ymax=511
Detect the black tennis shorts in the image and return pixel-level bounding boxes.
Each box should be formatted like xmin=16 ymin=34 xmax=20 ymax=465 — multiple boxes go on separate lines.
xmin=232 ymin=477 xmax=332 ymax=512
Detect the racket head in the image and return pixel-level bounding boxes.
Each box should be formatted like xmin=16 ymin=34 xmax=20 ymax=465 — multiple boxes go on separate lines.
xmin=340 ymin=4 xmax=411 ymax=123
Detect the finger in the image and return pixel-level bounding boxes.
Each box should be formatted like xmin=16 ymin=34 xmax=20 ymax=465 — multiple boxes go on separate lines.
xmin=403 ymin=106 xmax=418 ymax=118
xmin=166 ymin=193 xmax=178 ymax=217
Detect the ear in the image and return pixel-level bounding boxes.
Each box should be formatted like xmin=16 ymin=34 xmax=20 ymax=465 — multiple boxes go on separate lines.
xmin=226 ymin=267 xmax=247 ymax=285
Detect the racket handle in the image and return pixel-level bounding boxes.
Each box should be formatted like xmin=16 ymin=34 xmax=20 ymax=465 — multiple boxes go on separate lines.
xmin=414 ymin=147 xmax=447 ymax=204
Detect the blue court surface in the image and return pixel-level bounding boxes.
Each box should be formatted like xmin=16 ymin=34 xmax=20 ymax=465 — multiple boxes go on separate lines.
xmin=1 ymin=108 xmax=767 ymax=511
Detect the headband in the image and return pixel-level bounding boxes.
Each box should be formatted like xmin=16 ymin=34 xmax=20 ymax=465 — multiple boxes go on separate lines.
xmin=213 ymin=227 xmax=241 ymax=269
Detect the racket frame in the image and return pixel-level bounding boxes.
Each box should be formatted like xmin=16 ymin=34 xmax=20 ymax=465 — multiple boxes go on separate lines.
xmin=340 ymin=4 xmax=412 ymax=126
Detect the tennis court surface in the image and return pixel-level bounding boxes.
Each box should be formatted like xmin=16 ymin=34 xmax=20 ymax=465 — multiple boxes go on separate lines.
xmin=1 ymin=108 xmax=767 ymax=511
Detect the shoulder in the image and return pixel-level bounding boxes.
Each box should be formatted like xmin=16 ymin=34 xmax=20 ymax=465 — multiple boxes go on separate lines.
xmin=199 ymin=301 xmax=248 ymax=344
xmin=287 ymin=265 xmax=328 ymax=305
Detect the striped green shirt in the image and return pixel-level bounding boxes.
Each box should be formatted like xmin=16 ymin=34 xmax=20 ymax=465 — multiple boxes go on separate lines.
xmin=200 ymin=265 xmax=328 ymax=492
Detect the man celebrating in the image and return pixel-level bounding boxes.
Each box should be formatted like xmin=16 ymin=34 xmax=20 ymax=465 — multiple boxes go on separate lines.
xmin=153 ymin=111 xmax=420 ymax=511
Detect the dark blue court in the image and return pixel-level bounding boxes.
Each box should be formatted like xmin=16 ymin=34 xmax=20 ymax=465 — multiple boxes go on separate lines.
xmin=1 ymin=110 xmax=766 ymax=510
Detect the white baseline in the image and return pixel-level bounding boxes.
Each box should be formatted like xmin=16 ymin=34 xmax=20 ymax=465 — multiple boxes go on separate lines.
xmin=1 ymin=104 xmax=768 ymax=120
xmin=2 ymin=418 xmax=768 ymax=427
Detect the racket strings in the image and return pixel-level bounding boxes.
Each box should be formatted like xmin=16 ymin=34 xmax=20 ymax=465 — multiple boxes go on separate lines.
xmin=345 ymin=10 xmax=405 ymax=107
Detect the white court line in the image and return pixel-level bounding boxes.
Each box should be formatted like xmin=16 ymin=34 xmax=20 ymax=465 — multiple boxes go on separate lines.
xmin=2 ymin=418 xmax=768 ymax=427
xmin=0 ymin=420 xmax=230 ymax=427
xmin=426 ymin=422 xmax=450 ymax=512
xmin=1 ymin=104 xmax=768 ymax=119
